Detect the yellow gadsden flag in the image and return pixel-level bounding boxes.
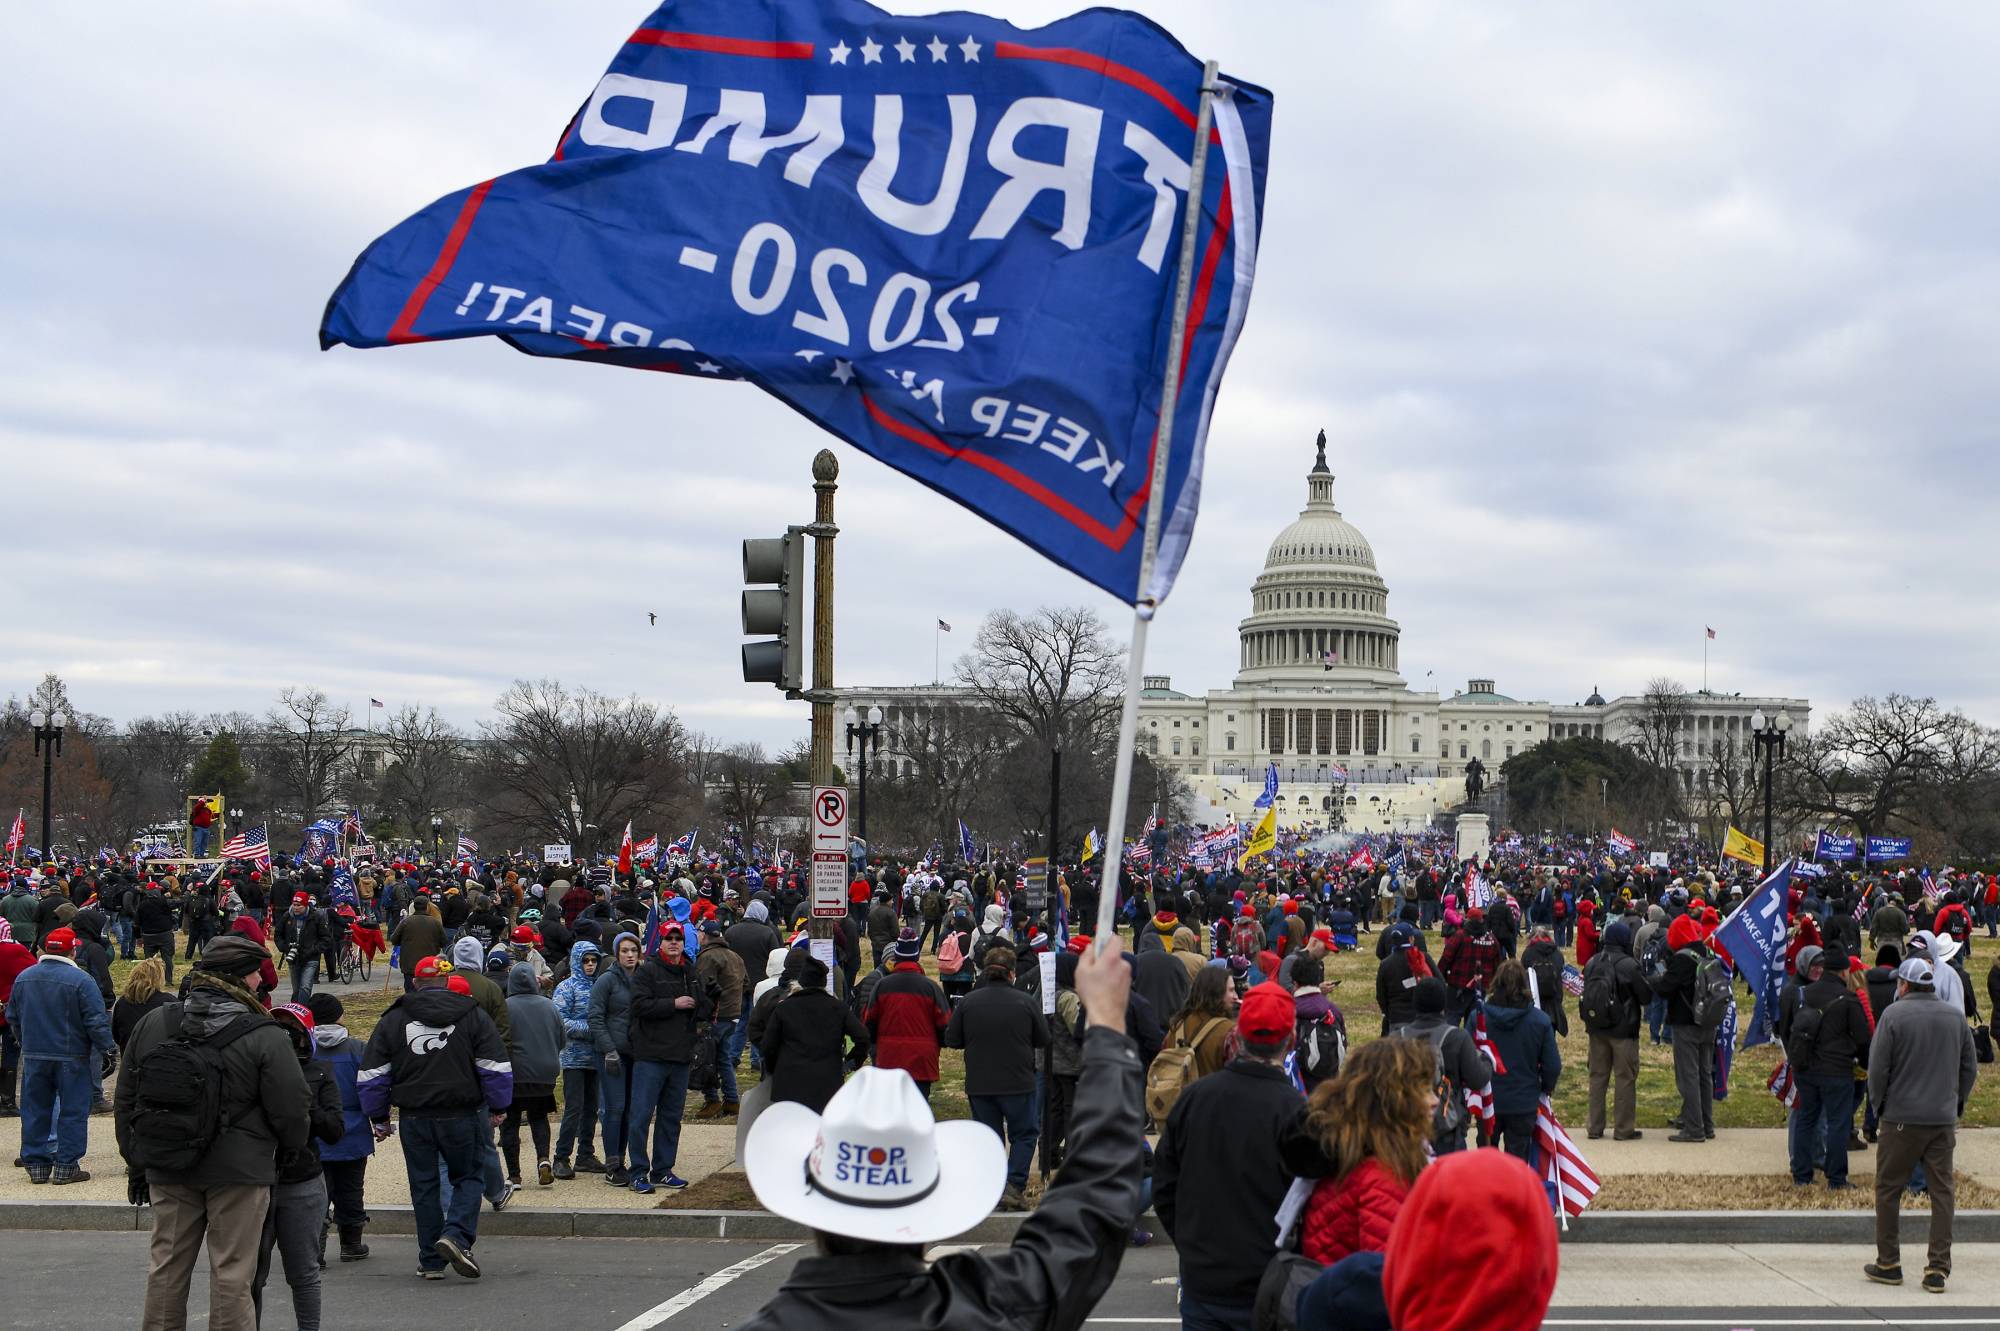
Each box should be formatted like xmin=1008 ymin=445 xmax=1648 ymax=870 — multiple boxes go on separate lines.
xmin=1238 ymin=806 xmax=1277 ymax=871
xmin=1721 ymin=826 xmax=1765 ymax=865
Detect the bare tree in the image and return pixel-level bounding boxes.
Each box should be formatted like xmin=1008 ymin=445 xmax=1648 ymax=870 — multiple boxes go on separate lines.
xmin=1701 ymin=732 xmax=1760 ymax=845
xmin=264 ymin=688 xmax=355 ymax=821
xmin=956 ymin=607 xmax=1125 ymax=751
xmin=371 ymin=705 xmax=470 ymax=838
xmin=472 ymin=679 xmax=693 ymax=852
xmin=706 ymin=743 xmax=798 ymax=849
xmin=1783 ymin=694 xmax=1992 ymax=855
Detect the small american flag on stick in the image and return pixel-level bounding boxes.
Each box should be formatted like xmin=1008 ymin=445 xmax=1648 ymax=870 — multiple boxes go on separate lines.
xmin=1536 ymin=1095 xmax=1601 ymax=1219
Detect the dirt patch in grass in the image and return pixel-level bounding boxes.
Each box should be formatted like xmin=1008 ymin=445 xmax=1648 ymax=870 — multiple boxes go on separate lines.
xmin=653 ymin=1169 xmax=762 ymax=1210
xmin=1592 ymin=1171 xmax=2000 ymax=1211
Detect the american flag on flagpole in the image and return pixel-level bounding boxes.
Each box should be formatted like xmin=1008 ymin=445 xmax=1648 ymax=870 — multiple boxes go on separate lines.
xmin=456 ymin=833 xmax=479 ymax=860
xmin=1920 ymin=869 xmax=1940 ymax=904
xmin=220 ymin=826 xmax=272 ymax=867
xmin=1536 ymin=1094 xmax=1601 ymax=1219
xmin=1853 ymin=883 xmax=1873 ymax=921
xmin=4 ymin=810 xmax=23 ymax=857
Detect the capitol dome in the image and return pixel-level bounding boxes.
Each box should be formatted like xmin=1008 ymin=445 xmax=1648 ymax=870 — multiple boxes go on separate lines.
xmin=1234 ymin=431 xmax=1402 ymax=688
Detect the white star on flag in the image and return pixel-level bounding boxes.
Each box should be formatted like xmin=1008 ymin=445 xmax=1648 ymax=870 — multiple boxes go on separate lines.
xmin=696 ymin=360 xmax=722 ymax=374
xmin=830 ymin=359 xmax=855 ymax=384
xmin=828 ymin=39 xmax=851 ymax=64
xmin=928 ymin=36 xmax=949 ymax=62
xmin=959 ymin=35 xmax=982 ymax=62
xmin=895 ymin=36 xmax=916 ymax=62
xmin=860 ymin=36 xmax=882 ymax=63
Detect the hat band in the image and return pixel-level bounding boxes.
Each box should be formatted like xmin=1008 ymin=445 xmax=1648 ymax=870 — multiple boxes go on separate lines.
xmin=804 ymin=1158 xmax=941 ymax=1210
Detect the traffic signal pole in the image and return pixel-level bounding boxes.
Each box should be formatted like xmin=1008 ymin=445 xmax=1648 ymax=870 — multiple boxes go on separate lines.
xmin=807 ymin=449 xmax=839 ymax=790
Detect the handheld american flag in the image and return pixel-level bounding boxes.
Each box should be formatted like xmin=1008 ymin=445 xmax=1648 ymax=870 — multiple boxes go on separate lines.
xmin=220 ymin=826 xmax=273 ymax=868
xmin=456 ymin=833 xmax=480 ymax=860
xmin=4 ymin=810 xmax=23 ymax=858
xmin=1466 ymin=1007 xmax=1507 ymax=1136
xmin=1768 ymin=1060 xmax=1800 ymax=1109
xmin=1536 ymin=1095 xmax=1600 ymax=1220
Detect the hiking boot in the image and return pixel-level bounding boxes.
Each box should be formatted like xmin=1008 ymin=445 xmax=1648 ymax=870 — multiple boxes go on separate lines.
xmin=1668 ymin=1131 xmax=1707 ymax=1143
xmin=1923 ymin=1269 xmax=1947 ymax=1293
xmin=51 ymin=1165 xmax=90 ymax=1185
xmin=538 ymin=1159 xmax=554 ymax=1186
xmin=1000 ymin=1186 xmax=1029 ymax=1211
xmin=551 ymin=1158 xmax=576 ymax=1180
xmin=574 ymin=1155 xmax=605 ymax=1174
xmin=696 ymin=1101 xmax=725 ymax=1120
xmin=340 ymin=1242 xmax=371 ymax=1262
xmin=1613 ymin=1130 xmax=1644 ymax=1141
xmin=1863 ymin=1262 xmax=1902 ymax=1286
xmin=433 ymin=1237 xmax=480 ymax=1279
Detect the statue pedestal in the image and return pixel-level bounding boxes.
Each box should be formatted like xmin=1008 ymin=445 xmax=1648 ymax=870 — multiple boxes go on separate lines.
xmin=1455 ymin=813 xmax=1490 ymax=864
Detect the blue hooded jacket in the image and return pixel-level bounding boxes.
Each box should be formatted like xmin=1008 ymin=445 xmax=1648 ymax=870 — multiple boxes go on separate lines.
xmin=553 ymin=940 xmax=600 ymax=1069
xmin=1480 ymin=998 xmax=1563 ymax=1116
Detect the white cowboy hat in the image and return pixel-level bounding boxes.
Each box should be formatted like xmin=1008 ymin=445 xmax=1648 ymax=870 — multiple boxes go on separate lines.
xmin=744 ymin=1066 xmax=1006 ymax=1244
xmin=1915 ymin=929 xmax=1960 ymax=966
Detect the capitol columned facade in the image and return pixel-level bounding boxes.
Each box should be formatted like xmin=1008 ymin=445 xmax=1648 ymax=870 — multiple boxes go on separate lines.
xmin=838 ymin=434 xmax=1809 ymax=830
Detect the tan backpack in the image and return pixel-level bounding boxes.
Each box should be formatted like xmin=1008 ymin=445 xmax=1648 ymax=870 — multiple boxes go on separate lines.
xmin=1145 ymin=1016 xmax=1228 ymax=1121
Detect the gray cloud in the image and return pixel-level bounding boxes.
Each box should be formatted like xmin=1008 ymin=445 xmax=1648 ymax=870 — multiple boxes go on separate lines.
xmin=3 ymin=0 xmax=1995 ymax=744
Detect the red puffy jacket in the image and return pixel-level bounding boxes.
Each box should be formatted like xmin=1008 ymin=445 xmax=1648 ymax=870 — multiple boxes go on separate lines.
xmin=862 ymin=963 xmax=949 ymax=1083
xmin=1301 ymin=1157 xmax=1411 ymax=1266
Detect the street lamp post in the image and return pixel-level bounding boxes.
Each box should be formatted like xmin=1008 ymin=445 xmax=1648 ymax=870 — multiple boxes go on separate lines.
xmin=843 ymin=706 xmax=885 ymax=840
xmin=430 ymin=813 xmax=443 ymax=863
xmin=29 ymin=709 xmax=68 ymax=858
xmin=1750 ymin=709 xmax=1793 ymax=875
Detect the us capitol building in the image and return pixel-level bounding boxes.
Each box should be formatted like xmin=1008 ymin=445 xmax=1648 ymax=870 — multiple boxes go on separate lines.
xmin=838 ymin=434 xmax=1809 ymax=830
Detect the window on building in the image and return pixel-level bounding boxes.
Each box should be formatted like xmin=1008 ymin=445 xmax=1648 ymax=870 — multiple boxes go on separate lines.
xmin=1173 ymin=719 xmax=1181 ymax=728
xmin=1191 ymin=739 xmax=1200 ymax=756
xmin=1505 ymin=724 xmax=1514 ymax=732
xmin=1482 ymin=739 xmax=1492 ymax=759
xmin=1226 ymin=734 xmax=1236 ymax=751
xmin=1459 ymin=742 xmax=1468 ymax=759
xmin=1412 ymin=735 xmax=1422 ymax=753
xmin=1171 ymin=738 xmax=1182 ymax=755
xmin=1227 ymin=713 xmax=1235 ymax=723
xmin=1191 ymin=720 xmax=1200 ymax=729
xmin=1504 ymin=743 xmax=1514 ymax=759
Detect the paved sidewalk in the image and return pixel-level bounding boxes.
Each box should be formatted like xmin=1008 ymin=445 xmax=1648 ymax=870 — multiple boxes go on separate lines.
xmin=1583 ymin=1125 xmax=2000 ymax=1186
xmin=2 ymin=1122 xmax=744 ymax=1210
xmin=1556 ymin=1241 xmax=2000 ymax=1306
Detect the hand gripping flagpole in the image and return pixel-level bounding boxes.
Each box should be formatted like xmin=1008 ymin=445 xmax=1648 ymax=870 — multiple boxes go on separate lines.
xmin=1094 ymin=61 xmax=1222 ymax=949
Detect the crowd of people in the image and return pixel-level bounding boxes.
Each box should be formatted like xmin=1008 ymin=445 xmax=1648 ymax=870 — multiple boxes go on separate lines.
xmin=0 ymin=829 xmax=1991 ymax=1326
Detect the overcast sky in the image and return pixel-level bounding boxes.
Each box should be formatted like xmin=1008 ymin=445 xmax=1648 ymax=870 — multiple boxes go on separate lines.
xmin=6 ymin=1 xmax=1996 ymax=746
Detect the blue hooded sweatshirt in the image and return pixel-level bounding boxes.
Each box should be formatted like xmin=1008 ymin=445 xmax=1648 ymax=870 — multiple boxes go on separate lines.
xmin=553 ymin=940 xmax=600 ymax=1069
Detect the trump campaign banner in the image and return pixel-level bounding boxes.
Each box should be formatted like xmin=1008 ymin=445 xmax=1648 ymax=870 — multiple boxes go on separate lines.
xmin=321 ymin=0 xmax=1273 ymax=606
xmin=1866 ymin=836 xmax=1913 ymax=862
xmin=1815 ymin=830 xmax=1857 ymax=862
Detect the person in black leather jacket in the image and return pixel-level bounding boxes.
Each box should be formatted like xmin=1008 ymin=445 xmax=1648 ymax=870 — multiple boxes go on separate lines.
xmin=739 ymin=937 xmax=1142 ymax=1331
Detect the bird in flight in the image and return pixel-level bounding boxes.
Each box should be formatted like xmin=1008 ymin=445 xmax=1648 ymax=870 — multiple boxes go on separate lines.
xmin=648 ymin=612 xmax=657 ymax=626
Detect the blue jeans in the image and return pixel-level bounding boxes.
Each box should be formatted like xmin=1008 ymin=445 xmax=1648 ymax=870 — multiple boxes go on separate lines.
xmin=705 ymin=1020 xmax=739 ymax=1105
xmin=969 ymin=1091 xmax=1039 ymax=1191
xmin=18 ymin=1057 xmax=92 ymax=1166
xmin=1647 ymin=995 xmax=1672 ymax=1043
xmin=289 ymin=958 xmax=319 ymax=1003
xmin=1179 ymin=1292 xmax=1255 ymax=1331
xmin=192 ymin=826 xmax=211 ymax=857
xmin=111 ymin=915 xmax=135 ymax=960
xmin=729 ymin=1007 xmax=753 ymax=1074
xmin=599 ymin=1057 xmax=630 ymax=1167
xmin=402 ymin=1112 xmax=484 ymax=1267
xmin=628 ymin=1058 xmax=690 ymax=1179
xmin=441 ymin=1114 xmax=507 ymax=1200
xmin=1790 ymin=1072 xmax=1856 ymax=1186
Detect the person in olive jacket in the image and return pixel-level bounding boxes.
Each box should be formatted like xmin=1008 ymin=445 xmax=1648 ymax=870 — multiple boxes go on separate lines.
xmin=116 ymin=935 xmax=311 ymax=1331
xmin=761 ymin=954 xmax=869 ymax=1113
xmin=624 ymin=925 xmax=712 ymax=1192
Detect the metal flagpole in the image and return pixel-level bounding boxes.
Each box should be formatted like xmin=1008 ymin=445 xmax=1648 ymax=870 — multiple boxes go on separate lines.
xmin=1094 ymin=60 xmax=1221 ymax=947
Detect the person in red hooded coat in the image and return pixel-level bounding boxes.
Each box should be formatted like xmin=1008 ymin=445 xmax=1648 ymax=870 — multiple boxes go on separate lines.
xmin=0 ymin=919 xmax=37 ymax=1113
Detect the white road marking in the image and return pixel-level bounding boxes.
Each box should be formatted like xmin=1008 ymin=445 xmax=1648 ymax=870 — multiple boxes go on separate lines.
xmin=678 ymin=246 xmax=718 ymax=272
xmin=611 ymin=1242 xmax=801 ymax=1329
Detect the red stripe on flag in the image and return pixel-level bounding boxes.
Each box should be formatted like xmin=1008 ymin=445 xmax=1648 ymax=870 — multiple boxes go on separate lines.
xmin=386 ymin=179 xmax=495 ymax=345
xmin=859 ymin=394 xmax=1127 ymax=550
xmin=629 ymin=28 xmax=814 ymax=59
xmin=994 ymin=42 xmax=1220 ymax=142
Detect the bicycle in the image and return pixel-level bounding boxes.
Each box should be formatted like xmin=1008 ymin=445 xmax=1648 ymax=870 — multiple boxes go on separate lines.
xmin=338 ymin=933 xmax=373 ymax=984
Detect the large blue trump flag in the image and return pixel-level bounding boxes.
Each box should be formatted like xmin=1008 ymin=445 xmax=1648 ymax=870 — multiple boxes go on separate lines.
xmin=321 ymin=0 xmax=1272 ymax=605
xmin=1712 ymin=859 xmax=1793 ymax=1049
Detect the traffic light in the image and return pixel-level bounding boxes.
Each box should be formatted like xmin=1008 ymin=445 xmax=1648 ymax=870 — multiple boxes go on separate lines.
xmin=741 ymin=526 xmax=806 ymax=693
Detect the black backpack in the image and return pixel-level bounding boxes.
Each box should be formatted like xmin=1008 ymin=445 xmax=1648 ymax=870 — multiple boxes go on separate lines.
xmin=1639 ymin=932 xmax=1669 ymax=984
xmin=1294 ymin=1008 xmax=1346 ymax=1090
xmin=1688 ymin=954 xmax=1733 ymax=1029
xmin=1394 ymin=1023 xmax=1468 ymax=1137
xmin=1785 ymin=992 xmax=1830 ymax=1070
xmin=126 ymin=1008 xmax=266 ymax=1174
xmin=1578 ymin=954 xmax=1632 ymax=1033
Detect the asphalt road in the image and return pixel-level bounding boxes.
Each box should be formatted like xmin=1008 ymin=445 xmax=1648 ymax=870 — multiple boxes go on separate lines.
xmin=10 ymin=1231 xmax=2000 ymax=1330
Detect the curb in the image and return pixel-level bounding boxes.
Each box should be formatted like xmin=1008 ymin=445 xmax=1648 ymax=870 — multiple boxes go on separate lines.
xmin=6 ymin=1201 xmax=1998 ymax=1245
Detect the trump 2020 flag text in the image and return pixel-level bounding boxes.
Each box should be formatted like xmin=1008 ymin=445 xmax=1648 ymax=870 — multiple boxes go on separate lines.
xmin=320 ymin=0 xmax=1272 ymax=605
